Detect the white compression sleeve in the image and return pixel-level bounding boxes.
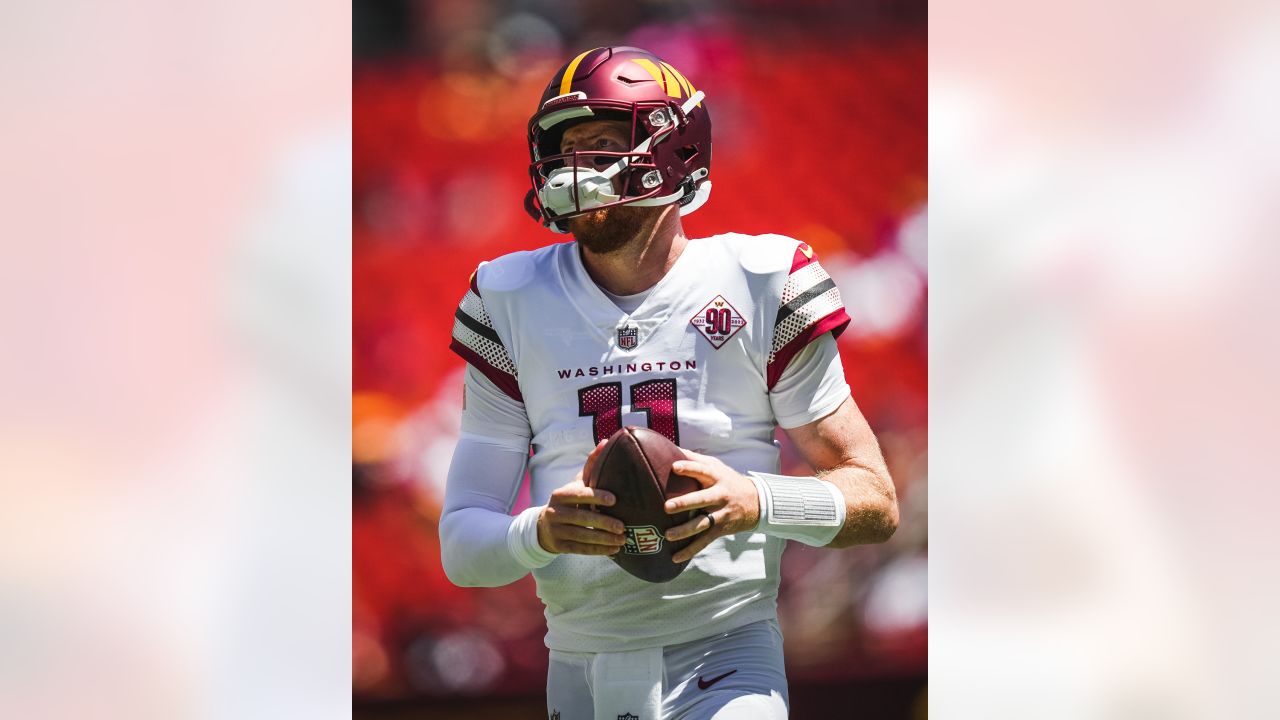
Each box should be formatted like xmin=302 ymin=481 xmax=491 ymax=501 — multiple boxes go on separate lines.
xmin=439 ymin=433 xmax=556 ymax=586
xmin=438 ymin=369 xmax=554 ymax=588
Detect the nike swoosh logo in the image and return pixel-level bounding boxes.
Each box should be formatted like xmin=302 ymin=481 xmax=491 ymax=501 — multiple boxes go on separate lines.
xmin=696 ymin=669 xmax=737 ymax=690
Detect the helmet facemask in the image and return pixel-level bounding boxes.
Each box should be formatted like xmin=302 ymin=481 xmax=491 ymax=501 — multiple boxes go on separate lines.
xmin=527 ymin=91 xmax=710 ymax=234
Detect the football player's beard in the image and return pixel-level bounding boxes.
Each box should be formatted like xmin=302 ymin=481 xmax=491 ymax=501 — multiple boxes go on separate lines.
xmin=568 ymin=203 xmax=656 ymax=255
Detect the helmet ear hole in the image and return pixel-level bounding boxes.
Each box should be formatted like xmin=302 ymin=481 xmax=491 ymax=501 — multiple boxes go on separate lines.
xmin=674 ymin=145 xmax=699 ymax=163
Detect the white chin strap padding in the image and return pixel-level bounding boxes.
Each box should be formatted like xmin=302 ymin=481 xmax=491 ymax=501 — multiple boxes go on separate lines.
xmin=538 ymin=166 xmax=620 ymax=218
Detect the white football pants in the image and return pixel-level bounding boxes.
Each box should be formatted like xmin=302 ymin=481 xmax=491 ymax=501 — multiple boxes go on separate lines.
xmin=545 ymin=618 xmax=789 ymax=720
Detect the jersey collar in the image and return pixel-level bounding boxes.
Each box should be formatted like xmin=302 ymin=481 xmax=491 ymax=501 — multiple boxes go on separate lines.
xmin=557 ymin=240 xmax=702 ymax=350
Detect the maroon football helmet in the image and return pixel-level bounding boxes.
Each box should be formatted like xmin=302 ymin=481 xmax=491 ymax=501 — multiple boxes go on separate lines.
xmin=525 ymin=46 xmax=712 ymax=234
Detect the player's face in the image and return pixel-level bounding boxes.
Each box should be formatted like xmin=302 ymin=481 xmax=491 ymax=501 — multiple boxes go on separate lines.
xmin=559 ymin=120 xmax=663 ymax=254
xmin=559 ymin=120 xmax=632 ymax=170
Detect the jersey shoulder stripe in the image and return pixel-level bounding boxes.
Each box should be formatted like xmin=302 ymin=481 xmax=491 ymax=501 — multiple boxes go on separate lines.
xmin=449 ymin=275 xmax=522 ymax=402
xmin=767 ymin=244 xmax=851 ymax=390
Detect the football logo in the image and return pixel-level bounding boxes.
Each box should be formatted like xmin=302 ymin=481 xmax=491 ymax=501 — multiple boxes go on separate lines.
xmin=623 ymin=525 xmax=663 ymax=555
xmin=690 ymin=295 xmax=747 ymax=349
xmin=617 ymin=325 xmax=639 ymax=350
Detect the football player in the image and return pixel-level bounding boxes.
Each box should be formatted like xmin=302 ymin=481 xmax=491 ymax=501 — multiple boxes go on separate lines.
xmin=441 ymin=46 xmax=899 ymax=720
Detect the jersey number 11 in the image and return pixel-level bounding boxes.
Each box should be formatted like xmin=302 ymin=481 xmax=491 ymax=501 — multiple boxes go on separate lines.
xmin=578 ymin=380 xmax=680 ymax=446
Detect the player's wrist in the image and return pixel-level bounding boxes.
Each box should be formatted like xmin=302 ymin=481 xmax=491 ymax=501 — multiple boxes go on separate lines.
xmin=508 ymin=505 xmax=558 ymax=568
xmin=747 ymin=472 xmax=846 ymax=547
xmin=534 ymin=512 xmax=554 ymax=554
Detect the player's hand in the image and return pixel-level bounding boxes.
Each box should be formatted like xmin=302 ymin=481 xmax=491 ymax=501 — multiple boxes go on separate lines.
xmin=662 ymin=450 xmax=762 ymax=563
xmin=537 ymin=440 xmax=628 ymax=556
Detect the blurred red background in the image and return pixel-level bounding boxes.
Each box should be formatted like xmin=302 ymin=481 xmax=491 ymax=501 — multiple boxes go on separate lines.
xmin=354 ymin=1 xmax=926 ymax=716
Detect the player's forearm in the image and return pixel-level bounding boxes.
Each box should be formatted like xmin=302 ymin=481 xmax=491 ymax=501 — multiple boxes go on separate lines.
xmin=820 ymin=463 xmax=898 ymax=547
xmin=440 ymin=432 xmax=552 ymax=587
xmin=438 ymin=503 xmax=557 ymax=587
xmin=439 ymin=506 xmax=528 ymax=587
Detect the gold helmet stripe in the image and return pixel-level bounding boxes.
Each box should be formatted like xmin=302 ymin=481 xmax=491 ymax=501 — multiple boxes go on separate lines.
xmin=661 ymin=61 xmax=693 ymax=96
xmin=631 ymin=58 xmax=682 ymax=98
xmin=661 ymin=62 xmax=701 ymax=107
xmin=559 ymin=48 xmax=599 ymax=96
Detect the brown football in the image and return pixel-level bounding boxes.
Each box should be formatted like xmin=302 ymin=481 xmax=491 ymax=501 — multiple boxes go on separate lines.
xmin=586 ymin=426 xmax=701 ymax=583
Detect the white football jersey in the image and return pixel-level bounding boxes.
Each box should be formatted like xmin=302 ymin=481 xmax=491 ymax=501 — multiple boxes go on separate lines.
xmin=449 ymin=232 xmax=851 ymax=652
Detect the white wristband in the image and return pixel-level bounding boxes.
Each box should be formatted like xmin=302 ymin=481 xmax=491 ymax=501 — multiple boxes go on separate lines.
xmin=507 ymin=505 xmax=557 ymax=569
xmin=748 ymin=472 xmax=846 ymax=547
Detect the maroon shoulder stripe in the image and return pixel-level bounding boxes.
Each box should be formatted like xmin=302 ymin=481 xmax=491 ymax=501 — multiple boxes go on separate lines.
xmin=449 ymin=339 xmax=523 ymax=402
xmin=766 ymin=308 xmax=850 ymax=390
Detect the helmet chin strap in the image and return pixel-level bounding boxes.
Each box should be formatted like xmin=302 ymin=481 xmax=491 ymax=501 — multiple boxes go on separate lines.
xmin=539 ymin=92 xmax=707 ymax=222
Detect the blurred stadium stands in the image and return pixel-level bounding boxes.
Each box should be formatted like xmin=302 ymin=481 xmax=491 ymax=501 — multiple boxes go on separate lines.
xmin=353 ymin=0 xmax=926 ymax=715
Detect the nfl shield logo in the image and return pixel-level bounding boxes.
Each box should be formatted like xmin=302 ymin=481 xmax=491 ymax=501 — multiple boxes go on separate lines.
xmin=617 ymin=325 xmax=638 ymax=350
xmin=624 ymin=525 xmax=663 ymax=555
